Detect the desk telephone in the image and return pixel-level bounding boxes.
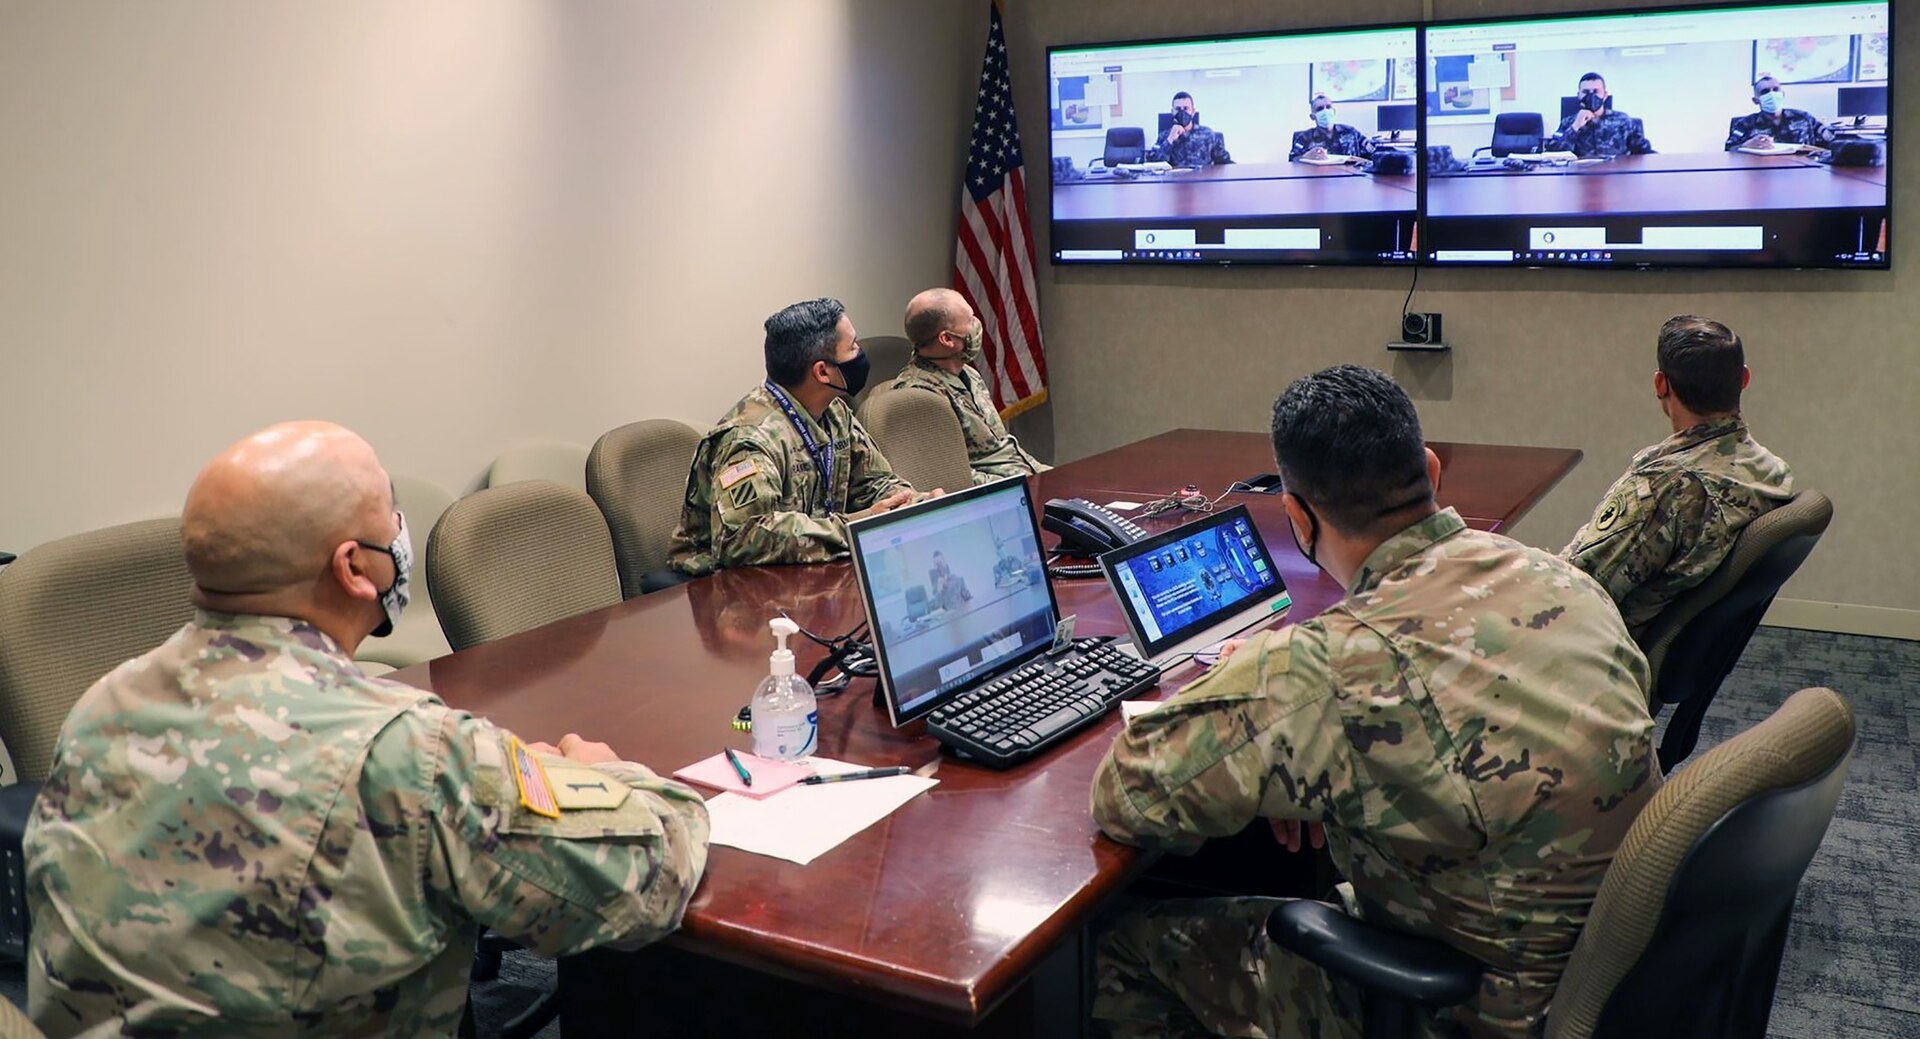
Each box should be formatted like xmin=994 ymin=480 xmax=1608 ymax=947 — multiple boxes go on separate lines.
xmin=1042 ymin=498 xmax=1149 ymax=557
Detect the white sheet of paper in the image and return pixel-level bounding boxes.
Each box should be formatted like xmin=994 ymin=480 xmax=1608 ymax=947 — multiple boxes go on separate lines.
xmin=1738 ymin=143 xmax=1800 ymax=155
xmin=1104 ymin=500 xmax=1144 ymax=511
xmin=704 ymin=757 xmax=938 ymax=865
xmin=1121 ymin=699 xmax=1164 ymax=723
xmin=1299 ymin=155 xmax=1350 ymax=165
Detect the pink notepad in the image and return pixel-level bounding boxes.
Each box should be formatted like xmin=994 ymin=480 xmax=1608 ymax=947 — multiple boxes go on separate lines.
xmin=674 ymin=752 xmax=814 ymax=800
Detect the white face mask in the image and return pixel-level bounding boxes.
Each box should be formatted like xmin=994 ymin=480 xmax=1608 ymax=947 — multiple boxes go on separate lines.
xmin=357 ymin=512 xmax=412 ymax=637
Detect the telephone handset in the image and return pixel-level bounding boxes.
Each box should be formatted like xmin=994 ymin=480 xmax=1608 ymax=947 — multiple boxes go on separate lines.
xmin=1042 ymin=498 xmax=1149 ymax=557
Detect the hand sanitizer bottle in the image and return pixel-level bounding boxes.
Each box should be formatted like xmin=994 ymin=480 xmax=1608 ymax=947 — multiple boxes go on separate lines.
xmin=751 ymin=618 xmax=817 ymax=761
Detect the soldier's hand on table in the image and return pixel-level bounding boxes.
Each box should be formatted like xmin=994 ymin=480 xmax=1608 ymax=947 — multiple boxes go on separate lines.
xmin=1304 ymin=146 xmax=1328 ymax=160
xmin=1749 ymin=134 xmax=1775 ymax=149
xmin=557 ymin=733 xmax=620 ymax=765
xmin=1271 ymin=819 xmax=1326 ymax=853
xmin=1214 ymin=637 xmax=1250 ymax=663
xmin=850 ymin=488 xmax=916 ymax=521
xmin=912 ymin=488 xmax=947 ymax=503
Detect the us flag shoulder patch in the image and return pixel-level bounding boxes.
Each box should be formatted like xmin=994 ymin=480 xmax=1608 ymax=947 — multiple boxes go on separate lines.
xmin=718 ymin=459 xmax=758 ymax=490
xmin=511 ymin=736 xmax=560 ymax=818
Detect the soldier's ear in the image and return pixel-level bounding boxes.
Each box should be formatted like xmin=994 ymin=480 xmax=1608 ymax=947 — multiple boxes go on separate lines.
xmin=332 ymin=541 xmax=381 ymax=603
xmin=1653 ymin=371 xmax=1670 ymax=399
xmin=1740 ymin=365 xmax=1752 ymax=391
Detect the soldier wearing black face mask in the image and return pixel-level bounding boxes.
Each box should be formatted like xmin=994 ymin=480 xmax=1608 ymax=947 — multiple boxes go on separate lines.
xmin=1151 ymin=90 xmax=1233 ymax=168
xmin=1550 ymin=72 xmax=1655 ymax=158
xmin=669 ymin=297 xmax=932 ymax=576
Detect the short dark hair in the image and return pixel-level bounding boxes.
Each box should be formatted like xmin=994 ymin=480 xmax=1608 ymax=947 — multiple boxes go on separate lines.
xmin=1754 ymin=74 xmax=1780 ymax=92
xmin=1579 ymin=72 xmax=1606 ymax=87
xmin=1270 ymin=365 xmax=1431 ymax=535
xmin=1311 ymin=93 xmax=1333 ymax=108
xmin=1172 ymin=91 xmax=1194 ymax=105
xmin=1658 ymin=315 xmax=1745 ymax=414
xmin=764 ymin=298 xmax=846 ymax=386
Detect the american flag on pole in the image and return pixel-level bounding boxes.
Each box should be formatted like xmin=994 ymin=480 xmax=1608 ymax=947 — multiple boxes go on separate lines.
xmin=955 ymin=1 xmax=1048 ymax=421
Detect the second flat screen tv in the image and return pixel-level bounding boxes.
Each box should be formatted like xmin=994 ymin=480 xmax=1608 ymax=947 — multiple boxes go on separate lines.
xmin=1424 ymin=1 xmax=1891 ymax=269
xmin=1047 ymin=25 xmax=1421 ymax=266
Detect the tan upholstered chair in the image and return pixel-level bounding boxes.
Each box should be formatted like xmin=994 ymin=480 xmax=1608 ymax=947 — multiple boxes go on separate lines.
xmin=0 ymin=995 xmax=46 ymax=1038
xmin=858 ymin=388 xmax=975 ymax=494
xmin=485 ymin=441 xmax=590 ymax=492
xmin=0 ymin=518 xmax=194 ymax=784
xmin=1634 ymin=490 xmax=1832 ymax=769
xmin=852 ymin=334 xmax=914 ymax=408
xmin=355 ymin=474 xmax=456 ymax=671
xmin=585 ymin=419 xmax=702 ymax=599
xmin=1263 ymin=687 xmax=1855 ymax=1039
xmin=426 ymin=481 xmax=621 ymax=651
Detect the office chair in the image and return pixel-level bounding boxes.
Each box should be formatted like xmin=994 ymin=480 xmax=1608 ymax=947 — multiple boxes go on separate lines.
xmin=857 ymin=388 xmax=975 ymax=494
xmin=0 ymin=994 xmax=45 ymax=1039
xmin=586 ymin=418 xmax=702 ymax=598
xmin=1473 ymin=112 xmax=1545 ymax=158
xmin=0 ymin=517 xmax=195 ymax=961
xmin=355 ymin=474 xmax=456 ymax=671
xmin=485 ymin=441 xmax=590 ymax=492
xmin=1636 ymin=490 xmax=1831 ymax=770
xmin=1100 ymin=126 xmax=1146 ymax=167
xmin=852 ymin=335 xmax=914 ymax=409
xmin=1266 ymin=686 xmax=1854 ymax=1039
xmin=904 ymin=584 xmax=929 ymax=620
xmin=426 ymin=481 xmax=622 ymax=651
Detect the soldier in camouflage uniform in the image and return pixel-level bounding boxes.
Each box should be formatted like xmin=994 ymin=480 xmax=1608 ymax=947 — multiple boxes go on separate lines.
xmin=1565 ymin=316 xmax=1794 ymax=632
xmin=1551 ymin=72 xmax=1655 ymax=158
xmin=1290 ymin=94 xmax=1377 ymax=162
xmin=1090 ymin=366 xmax=1660 ymax=1039
xmin=25 ymin=421 xmax=709 ymax=1038
xmin=1153 ymin=92 xmax=1233 ymax=168
xmin=894 ymin=287 xmax=1049 ymax=484
xmin=1725 ymin=75 xmax=1837 ymax=151
xmin=668 ymin=298 xmax=919 ymax=576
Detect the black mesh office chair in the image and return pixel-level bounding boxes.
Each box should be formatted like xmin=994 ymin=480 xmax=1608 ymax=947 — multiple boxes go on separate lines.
xmin=1473 ymin=112 xmax=1545 ymax=158
xmin=1635 ymin=490 xmax=1832 ymax=770
xmin=1101 ymin=126 xmax=1146 ymax=167
xmin=1265 ymin=686 xmax=1854 ymax=1039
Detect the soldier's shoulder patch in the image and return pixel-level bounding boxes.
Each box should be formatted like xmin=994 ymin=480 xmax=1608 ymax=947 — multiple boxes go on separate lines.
xmin=719 ymin=458 xmax=759 ymax=490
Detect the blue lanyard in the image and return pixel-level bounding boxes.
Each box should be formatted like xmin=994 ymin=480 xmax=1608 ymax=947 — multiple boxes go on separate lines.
xmin=764 ymin=382 xmax=836 ymax=513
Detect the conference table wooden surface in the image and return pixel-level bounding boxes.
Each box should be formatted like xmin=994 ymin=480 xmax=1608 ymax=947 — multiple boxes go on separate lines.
xmin=1427 ymin=150 xmax=1886 ymax=217
xmin=392 ymin=430 xmax=1582 ymax=1028
xmin=1054 ymin=161 xmax=1416 ymax=221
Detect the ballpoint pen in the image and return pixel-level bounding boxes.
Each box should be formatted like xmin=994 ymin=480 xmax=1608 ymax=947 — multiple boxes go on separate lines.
xmin=723 ymin=746 xmax=753 ymax=787
xmin=802 ymin=766 xmax=911 ymax=785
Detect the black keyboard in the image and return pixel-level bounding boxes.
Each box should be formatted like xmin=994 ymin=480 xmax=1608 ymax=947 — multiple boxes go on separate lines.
xmin=926 ymin=641 xmax=1161 ymax=768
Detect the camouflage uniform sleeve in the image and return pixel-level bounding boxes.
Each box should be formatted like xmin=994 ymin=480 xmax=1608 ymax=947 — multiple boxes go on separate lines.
xmin=420 ymin=712 xmax=711 ymax=956
xmin=1091 ymin=625 xmax=1342 ymax=854
xmin=1549 ymin=114 xmax=1579 ymax=152
xmin=1725 ymin=114 xmax=1751 ymax=150
xmin=1350 ymin=128 xmax=1375 ymax=160
xmin=1563 ymin=471 xmax=1703 ymax=609
xmin=1809 ymin=114 xmax=1837 ymax=149
xmin=845 ymin=418 xmax=913 ymax=505
xmin=1210 ymin=131 xmax=1233 ymax=165
xmin=1289 ymin=129 xmax=1312 ymax=161
xmin=1627 ymin=117 xmax=1655 ymax=154
xmin=708 ymin=434 xmax=852 ymax=568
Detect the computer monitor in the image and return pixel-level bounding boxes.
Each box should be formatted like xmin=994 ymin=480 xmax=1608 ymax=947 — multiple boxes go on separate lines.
xmin=1048 ymin=23 xmax=1420 ymax=266
xmin=1425 ymin=0 xmax=1892 ymax=270
xmin=1377 ymin=103 xmax=1417 ymax=134
xmin=1098 ymin=505 xmax=1291 ymax=666
xmin=849 ymin=477 xmax=1058 ymax=727
xmin=1838 ymin=84 xmax=1887 ymax=118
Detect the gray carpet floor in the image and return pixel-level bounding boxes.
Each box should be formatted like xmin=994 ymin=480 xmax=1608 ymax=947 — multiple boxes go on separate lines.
xmin=3 ymin=626 xmax=1914 ymax=1038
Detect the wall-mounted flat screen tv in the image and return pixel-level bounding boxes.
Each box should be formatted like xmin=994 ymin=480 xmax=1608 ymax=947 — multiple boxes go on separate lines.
xmin=1423 ymin=1 xmax=1891 ymax=269
xmin=1046 ymin=25 xmax=1421 ymax=266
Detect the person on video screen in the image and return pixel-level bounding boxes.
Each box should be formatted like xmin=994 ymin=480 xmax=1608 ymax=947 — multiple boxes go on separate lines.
xmin=1550 ymin=72 xmax=1655 ymax=158
xmin=1725 ymin=74 xmax=1836 ymax=152
xmin=1151 ymin=91 xmax=1232 ymax=168
xmin=1289 ymin=93 xmax=1376 ymax=162
xmin=929 ymin=550 xmax=974 ymax=611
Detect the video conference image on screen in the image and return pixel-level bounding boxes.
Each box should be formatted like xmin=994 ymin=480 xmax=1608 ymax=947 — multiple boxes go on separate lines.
xmin=1425 ymin=1 xmax=1890 ymax=269
xmin=1047 ymin=26 xmax=1421 ymax=266
xmin=857 ymin=490 xmax=1053 ymax=719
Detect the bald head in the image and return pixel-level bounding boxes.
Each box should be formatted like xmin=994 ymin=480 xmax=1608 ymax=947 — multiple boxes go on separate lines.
xmin=904 ymin=288 xmax=972 ymax=349
xmin=183 ymin=421 xmax=392 ymax=595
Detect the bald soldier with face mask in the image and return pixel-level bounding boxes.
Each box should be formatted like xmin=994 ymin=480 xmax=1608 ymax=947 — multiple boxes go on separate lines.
xmin=25 ymin=421 xmax=710 ymax=1038
xmin=892 ymin=287 xmax=1048 ymax=484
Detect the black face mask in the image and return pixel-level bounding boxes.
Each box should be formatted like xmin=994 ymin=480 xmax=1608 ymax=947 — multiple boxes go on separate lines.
xmin=1173 ymin=108 xmax=1196 ymax=127
xmin=1579 ymin=89 xmax=1607 ymax=113
xmin=826 ymin=349 xmax=870 ymax=397
xmin=1288 ymin=495 xmax=1323 ymax=572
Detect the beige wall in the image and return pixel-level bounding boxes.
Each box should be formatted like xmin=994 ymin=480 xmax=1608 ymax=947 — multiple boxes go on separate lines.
xmin=0 ymin=0 xmax=979 ymax=553
xmin=1007 ymin=0 xmax=1920 ymax=616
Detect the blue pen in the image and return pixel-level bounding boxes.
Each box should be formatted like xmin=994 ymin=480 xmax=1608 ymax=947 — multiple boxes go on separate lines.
xmin=724 ymin=746 xmax=753 ymax=787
